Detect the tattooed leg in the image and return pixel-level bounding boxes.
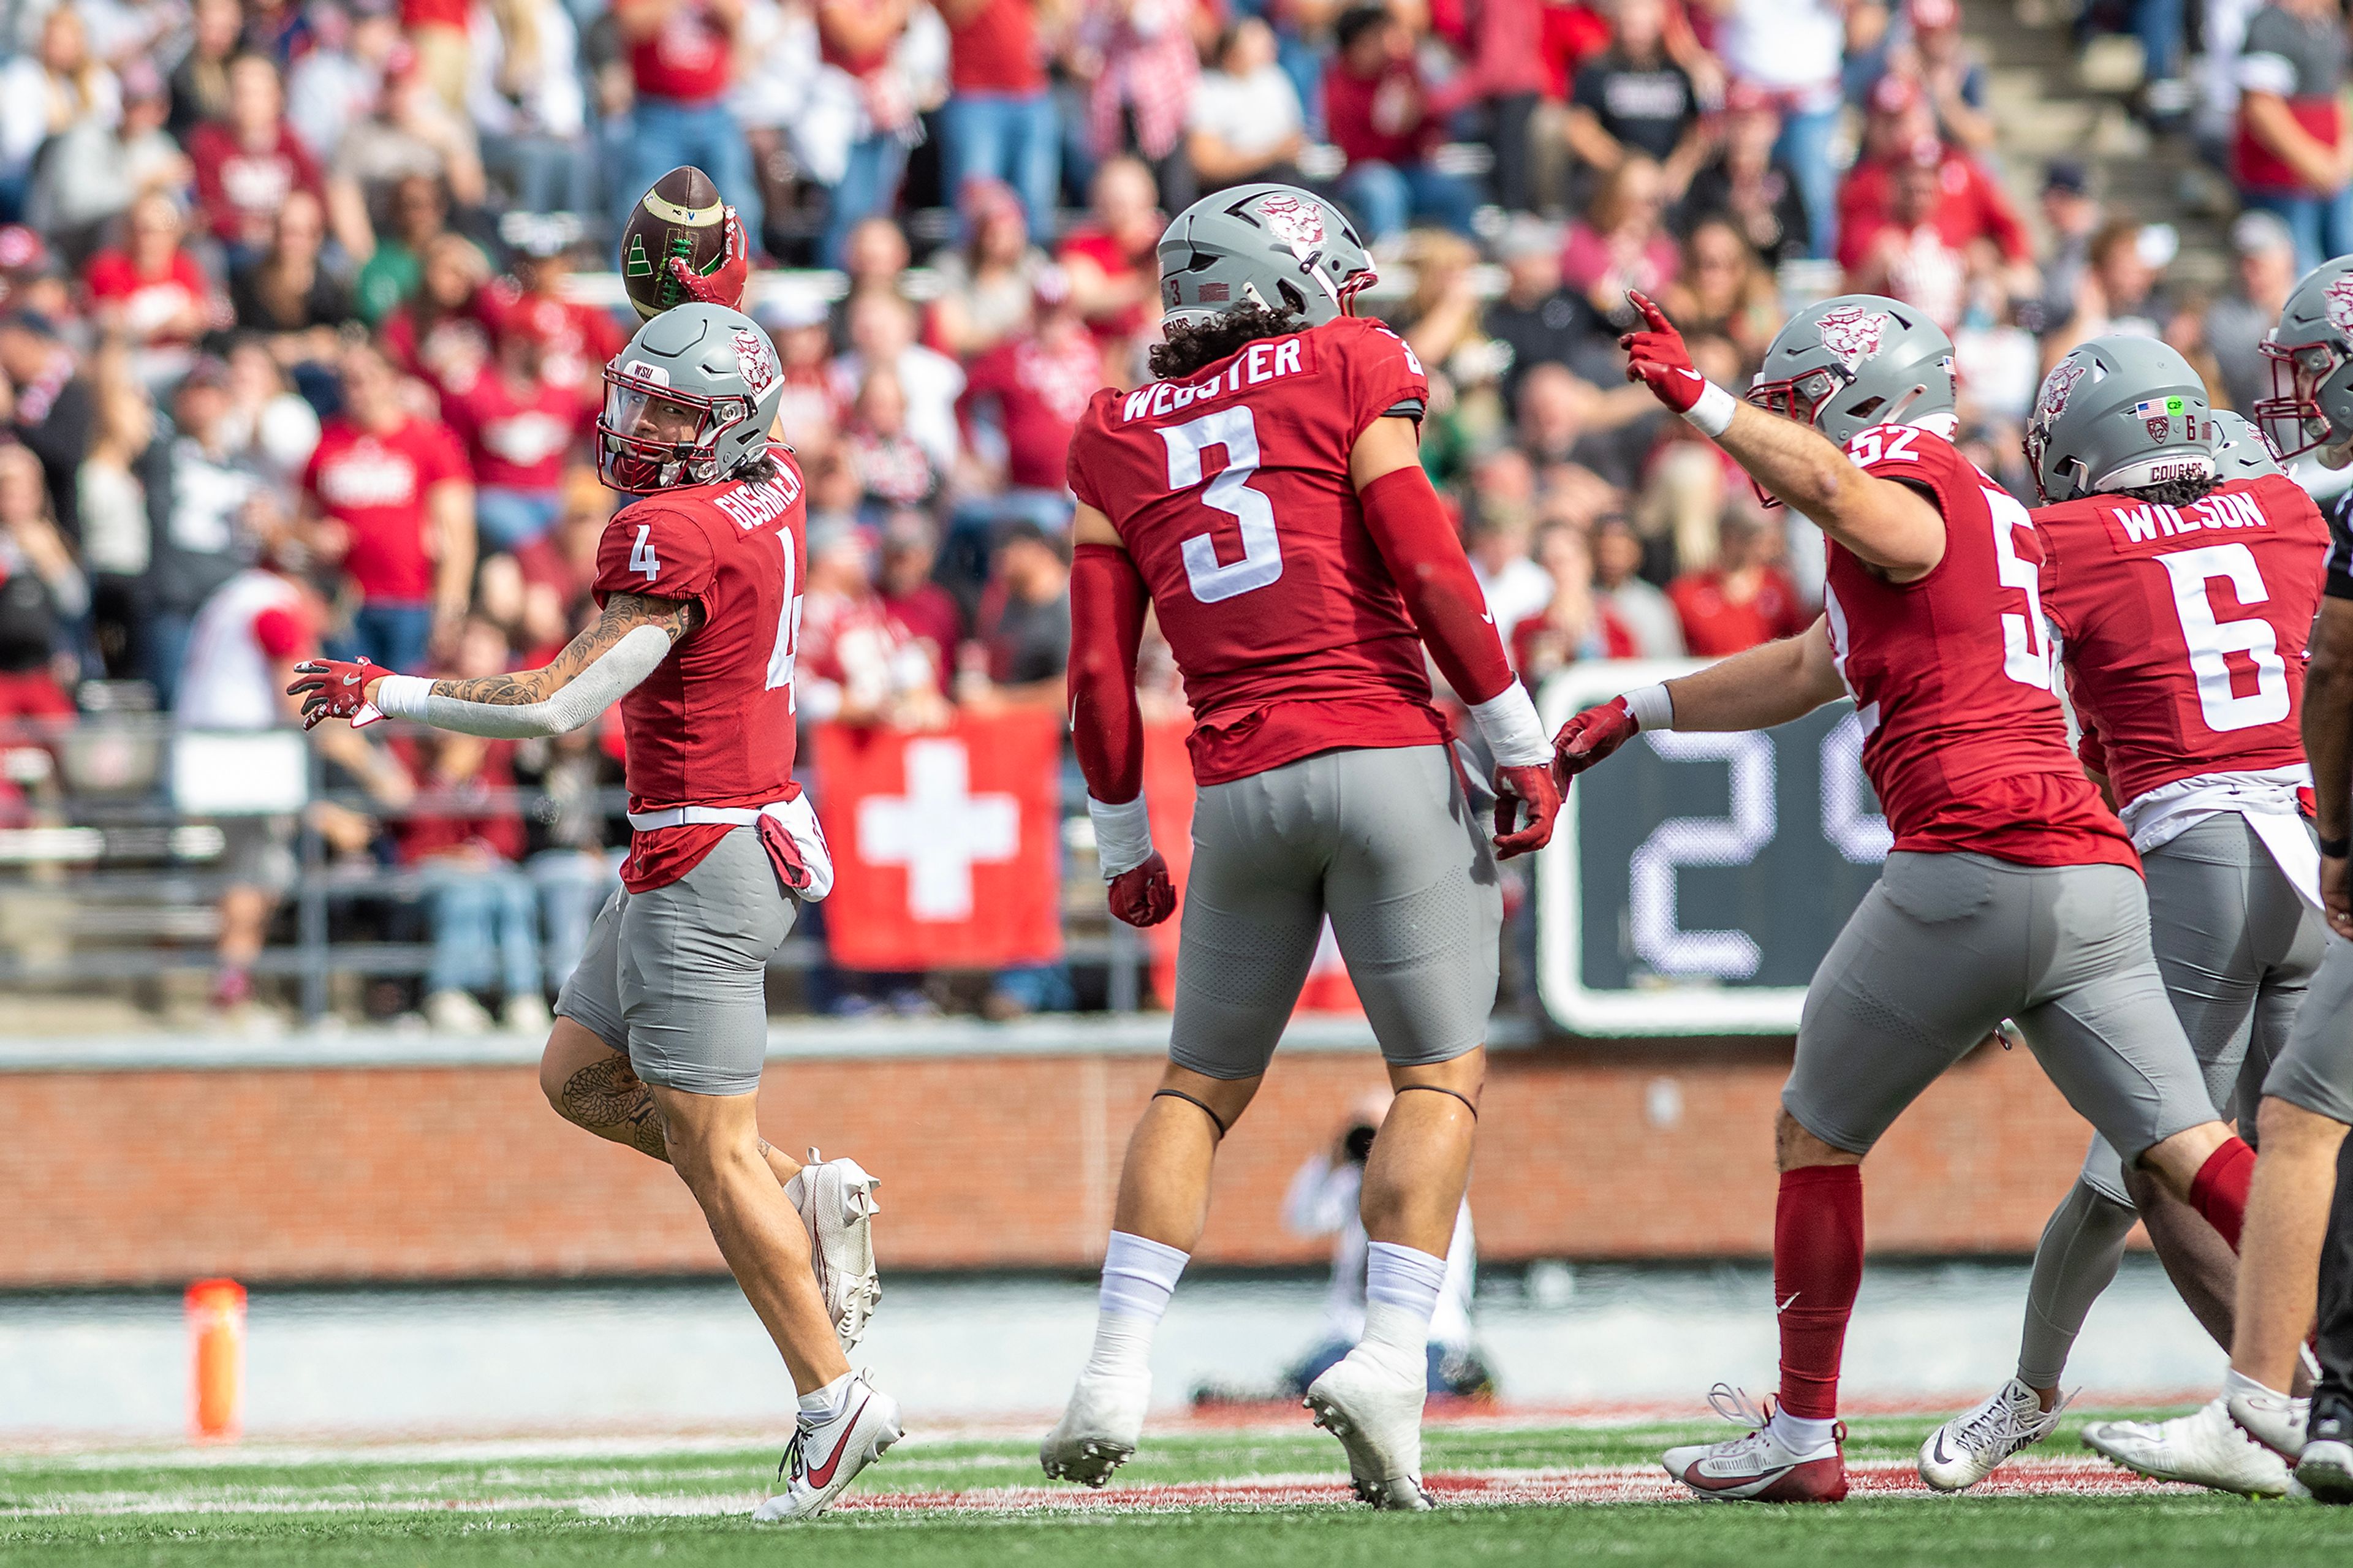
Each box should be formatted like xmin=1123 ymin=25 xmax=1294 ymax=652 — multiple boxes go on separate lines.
xmin=539 ymin=1018 xmax=801 ymax=1181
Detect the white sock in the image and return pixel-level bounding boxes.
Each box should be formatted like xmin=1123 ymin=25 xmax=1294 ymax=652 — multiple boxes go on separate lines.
xmin=1358 ymin=1241 xmax=1447 ymax=1375
xmin=2224 ymin=1366 xmax=2297 ymax=1406
xmin=1086 ymin=1231 xmax=1188 ymax=1377
xmin=1768 ymin=1408 xmax=1838 ymax=1452
xmin=798 ymin=1369 xmax=855 ymax=1420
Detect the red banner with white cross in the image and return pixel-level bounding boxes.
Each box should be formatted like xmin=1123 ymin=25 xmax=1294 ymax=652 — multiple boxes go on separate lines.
xmin=1141 ymin=721 xmax=1362 ymax=1015
xmin=813 ymin=712 xmax=1064 ymax=971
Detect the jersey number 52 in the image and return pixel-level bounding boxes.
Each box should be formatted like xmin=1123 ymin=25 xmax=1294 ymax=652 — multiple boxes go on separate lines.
xmin=1160 ymin=407 xmax=1283 ymax=604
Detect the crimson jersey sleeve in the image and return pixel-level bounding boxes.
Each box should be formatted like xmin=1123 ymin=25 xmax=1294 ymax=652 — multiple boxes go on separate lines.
xmin=1332 ymin=316 xmax=1430 ymax=442
xmin=596 ymin=500 xmax=721 ymax=613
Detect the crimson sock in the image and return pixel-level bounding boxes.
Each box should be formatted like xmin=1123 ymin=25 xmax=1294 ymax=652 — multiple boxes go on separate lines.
xmin=2188 ymin=1137 xmax=2256 ymax=1252
xmin=1776 ymin=1164 xmax=1865 ymax=1422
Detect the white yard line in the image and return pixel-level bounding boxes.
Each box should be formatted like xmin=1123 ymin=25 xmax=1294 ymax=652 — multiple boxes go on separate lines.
xmin=1 ymin=1456 xmax=2197 ymax=1520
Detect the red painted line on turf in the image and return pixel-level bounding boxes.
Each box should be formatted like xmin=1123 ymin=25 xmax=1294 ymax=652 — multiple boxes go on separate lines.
xmin=835 ymin=1456 xmax=2204 ymax=1513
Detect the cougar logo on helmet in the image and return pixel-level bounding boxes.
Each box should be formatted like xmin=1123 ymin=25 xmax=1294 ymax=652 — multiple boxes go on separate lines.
xmin=2038 ymin=361 xmax=2089 ymax=419
xmin=2327 ymin=275 xmax=2353 ymax=335
xmin=732 ymin=328 xmax=778 ymax=396
xmin=1259 ymin=193 xmax=1325 ymax=254
xmin=1816 ymin=305 xmax=1892 ymax=368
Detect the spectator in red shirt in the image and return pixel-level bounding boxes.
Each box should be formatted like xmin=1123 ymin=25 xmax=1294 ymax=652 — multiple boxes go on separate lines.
xmin=1324 ymin=4 xmax=1478 ymax=241
xmin=756 ymin=286 xmax=847 ymax=456
xmin=937 ymin=0 xmax=1056 ymax=240
xmin=1429 ymin=0 xmax=1550 ymax=212
xmin=956 ymin=267 xmax=1101 ymax=525
xmin=441 ymin=313 xmax=586 ymax=551
xmin=612 ymin=0 xmax=762 ymax=252
xmin=474 ymin=230 xmax=624 ymax=409
xmin=381 ymin=232 xmax=494 ymax=396
xmin=1666 ymin=510 xmax=1809 ymax=656
xmin=1058 ymin=156 xmax=1162 ymax=368
xmin=83 ymin=191 xmax=222 ymax=387
xmin=1835 ymin=80 xmax=2030 ymax=279
xmin=876 ymin=509 xmax=963 ymax=675
xmin=303 ymin=341 xmax=477 ymax=674
xmin=186 ymin=53 xmax=326 ymax=263
xmin=393 ymin=615 xmax=550 ymax=1034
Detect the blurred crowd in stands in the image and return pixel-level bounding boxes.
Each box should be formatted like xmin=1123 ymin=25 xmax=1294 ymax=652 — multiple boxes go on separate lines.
xmin=0 ymin=0 xmax=2334 ymax=1023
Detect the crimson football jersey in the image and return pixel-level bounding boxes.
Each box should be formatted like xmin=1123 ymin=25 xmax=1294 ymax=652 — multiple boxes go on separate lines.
xmin=593 ymin=457 xmax=808 ymax=890
xmin=2038 ymin=473 xmax=2327 ymax=808
xmin=1821 ymin=425 xmax=2137 ymax=869
xmin=1066 ymin=314 xmax=1450 ymax=784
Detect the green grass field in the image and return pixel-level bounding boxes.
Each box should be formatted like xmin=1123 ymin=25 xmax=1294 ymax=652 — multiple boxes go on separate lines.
xmin=9 ymin=1411 xmax=2353 ymax=1567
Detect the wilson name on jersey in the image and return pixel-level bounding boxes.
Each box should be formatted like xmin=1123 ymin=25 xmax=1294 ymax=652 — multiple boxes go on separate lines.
xmin=1821 ymin=423 xmax=2135 ymax=869
xmin=2037 ymin=472 xmax=2327 ymax=808
xmin=593 ymin=457 xmax=808 ymax=889
xmin=1067 ymin=314 xmax=1448 ymax=785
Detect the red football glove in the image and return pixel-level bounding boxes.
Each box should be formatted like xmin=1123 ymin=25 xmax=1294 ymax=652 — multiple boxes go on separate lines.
xmin=1552 ymin=696 xmax=1640 ymax=789
xmin=1493 ymin=763 xmax=1562 ymax=859
xmin=667 ymin=205 xmax=749 ymax=311
xmin=1108 ymin=851 xmax=1176 ymax=928
xmin=286 ymin=656 xmax=387 ymax=731
xmin=1618 ymin=290 xmax=1707 ymax=414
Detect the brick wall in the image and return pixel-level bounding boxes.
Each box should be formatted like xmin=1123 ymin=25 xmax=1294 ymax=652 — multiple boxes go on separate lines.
xmin=3 ymin=1039 xmax=2101 ymax=1287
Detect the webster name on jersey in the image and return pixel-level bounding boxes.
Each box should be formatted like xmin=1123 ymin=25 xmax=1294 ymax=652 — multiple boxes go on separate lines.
xmin=1116 ymin=338 xmax=1311 ymax=423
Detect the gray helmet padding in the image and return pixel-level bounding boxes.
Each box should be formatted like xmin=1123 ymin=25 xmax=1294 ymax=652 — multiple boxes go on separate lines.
xmin=2027 ymin=335 xmax=2215 ymax=503
xmin=615 ymin=301 xmax=784 ymax=480
xmin=1752 ymin=295 xmax=1957 ymax=446
xmin=1158 ymin=184 xmax=1376 ymax=329
xmin=2211 ymin=409 xmax=2284 ymax=481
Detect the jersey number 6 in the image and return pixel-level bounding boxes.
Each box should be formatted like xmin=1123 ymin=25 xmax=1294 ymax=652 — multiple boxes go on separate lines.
xmin=1160 ymin=406 xmax=1283 ymax=604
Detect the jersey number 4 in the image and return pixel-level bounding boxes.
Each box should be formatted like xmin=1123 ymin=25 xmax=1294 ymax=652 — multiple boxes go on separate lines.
xmin=2157 ymin=543 xmax=2290 ymax=732
xmin=1159 ymin=407 xmax=1283 ymax=604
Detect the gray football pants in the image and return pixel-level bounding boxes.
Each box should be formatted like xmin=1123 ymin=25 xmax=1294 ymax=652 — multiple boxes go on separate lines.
xmin=2017 ymin=813 xmax=2326 ymax=1388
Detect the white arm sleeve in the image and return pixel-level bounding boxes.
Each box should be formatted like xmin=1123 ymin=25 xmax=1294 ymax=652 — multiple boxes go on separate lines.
xmin=373 ymin=624 xmax=673 ymax=739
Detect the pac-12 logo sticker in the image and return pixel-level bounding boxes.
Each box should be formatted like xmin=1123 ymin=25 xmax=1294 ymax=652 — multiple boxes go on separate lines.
xmin=1259 ymin=193 xmax=1326 ymax=254
xmin=2326 ymin=273 xmax=2353 ymax=335
xmin=732 ymin=328 xmax=778 ymax=395
xmin=1815 ymin=304 xmax=1892 ymax=368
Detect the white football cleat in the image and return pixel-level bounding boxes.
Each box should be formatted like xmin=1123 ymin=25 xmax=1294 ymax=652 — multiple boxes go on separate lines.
xmin=2082 ymin=1397 xmax=2290 ymax=1496
xmin=752 ymin=1371 xmax=901 ymax=1521
xmin=2225 ymin=1383 xmax=2308 ymax=1463
xmin=1304 ymin=1348 xmax=1432 ymax=1510
xmin=784 ymin=1148 xmax=881 ymax=1352
xmin=1040 ymin=1366 xmax=1152 ymax=1488
xmin=1919 ymin=1377 xmax=2068 ymax=1491
xmin=1662 ymin=1386 xmax=1847 ymax=1502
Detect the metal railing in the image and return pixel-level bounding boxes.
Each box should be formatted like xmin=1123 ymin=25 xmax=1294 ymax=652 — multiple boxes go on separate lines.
xmin=0 ymin=711 xmax=1150 ymax=1024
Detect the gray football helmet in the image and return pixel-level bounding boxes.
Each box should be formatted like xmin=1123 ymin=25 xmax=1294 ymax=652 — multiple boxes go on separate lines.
xmin=597 ymin=301 xmax=785 ymax=492
xmin=1748 ymin=295 xmax=1956 ymax=446
xmin=2256 ymin=255 xmax=2353 ymax=458
xmin=2025 ymin=336 xmax=2215 ymax=504
xmin=2211 ymin=409 xmax=2285 ymax=480
xmin=1158 ymin=184 xmax=1376 ymax=330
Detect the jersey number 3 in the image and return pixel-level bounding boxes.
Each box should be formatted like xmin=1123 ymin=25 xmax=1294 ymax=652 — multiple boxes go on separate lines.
xmin=1160 ymin=407 xmax=1283 ymax=604
xmin=2157 ymin=543 xmax=2289 ymax=732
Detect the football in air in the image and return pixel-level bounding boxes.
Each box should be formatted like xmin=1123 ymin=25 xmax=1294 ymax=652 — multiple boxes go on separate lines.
xmin=619 ymin=165 xmax=745 ymax=320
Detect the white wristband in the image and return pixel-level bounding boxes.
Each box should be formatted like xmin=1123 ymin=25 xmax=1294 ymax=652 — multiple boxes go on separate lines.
xmin=373 ymin=674 xmax=433 ymax=719
xmin=1469 ymin=684 xmax=1550 ymax=767
xmin=1086 ymin=793 xmax=1154 ymax=879
xmin=1623 ymin=682 xmax=1674 ymax=732
xmin=1683 ymin=380 xmax=1738 ymax=439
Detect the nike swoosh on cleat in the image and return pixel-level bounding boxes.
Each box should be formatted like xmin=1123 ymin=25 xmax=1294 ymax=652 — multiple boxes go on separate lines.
xmin=1932 ymin=1434 xmax=1953 ymax=1466
xmin=805 ymin=1395 xmax=871 ymax=1489
xmin=1682 ymin=1461 xmax=1791 ymax=1495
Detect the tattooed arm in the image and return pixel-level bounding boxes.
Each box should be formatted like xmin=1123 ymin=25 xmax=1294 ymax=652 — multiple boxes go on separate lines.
xmin=303 ymin=593 xmax=702 ymax=738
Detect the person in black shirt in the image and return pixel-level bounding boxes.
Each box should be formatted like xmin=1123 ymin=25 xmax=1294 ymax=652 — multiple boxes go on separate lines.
xmin=0 ymin=311 xmax=96 ymax=543
xmin=229 ymin=190 xmax=357 ymax=372
xmin=1681 ymin=81 xmax=1814 ymax=270
xmin=1481 ymin=216 xmax=1618 ymax=403
xmin=1564 ymin=0 xmax=1707 ymax=200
